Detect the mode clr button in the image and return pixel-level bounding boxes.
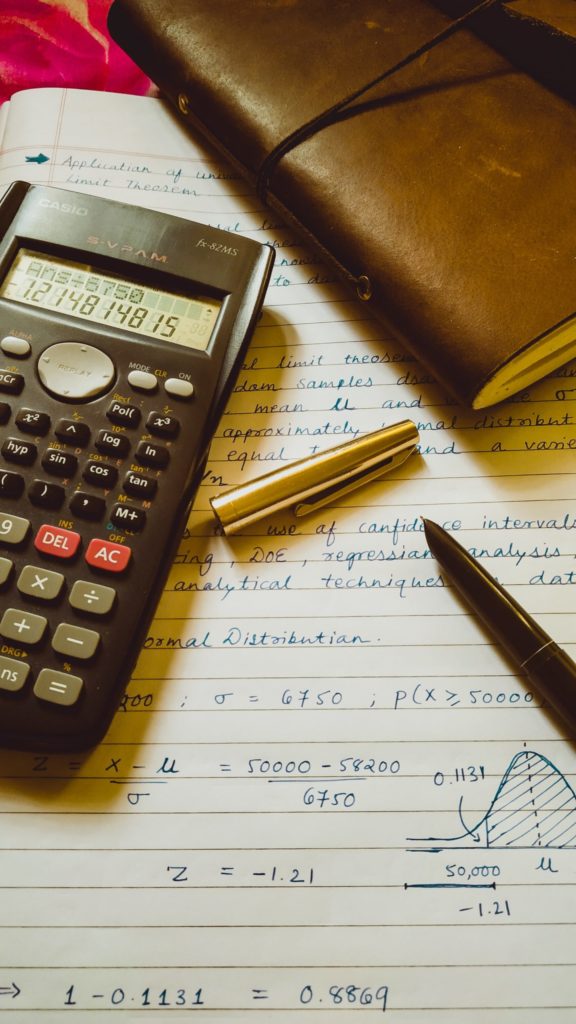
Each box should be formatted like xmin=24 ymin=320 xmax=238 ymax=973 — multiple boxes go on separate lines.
xmin=34 ymin=524 xmax=81 ymax=559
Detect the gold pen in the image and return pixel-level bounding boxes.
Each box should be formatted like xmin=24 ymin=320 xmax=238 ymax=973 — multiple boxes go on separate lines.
xmin=210 ymin=419 xmax=420 ymax=534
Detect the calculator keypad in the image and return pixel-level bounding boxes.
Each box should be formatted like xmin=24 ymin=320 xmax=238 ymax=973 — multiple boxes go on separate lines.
xmin=0 ymin=297 xmax=207 ymax=743
xmin=0 ymin=355 xmax=160 ymax=729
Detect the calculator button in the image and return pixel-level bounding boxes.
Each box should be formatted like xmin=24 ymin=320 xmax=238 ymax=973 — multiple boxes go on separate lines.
xmin=15 ymin=409 xmax=51 ymax=436
xmin=34 ymin=668 xmax=83 ymax=707
xmin=111 ymin=503 xmax=146 ymax=532
xmin=54 ymin=419 xmax=91 ymax=447
xmin=95 ymin=430 xmax=130 ymax=458
xmin=0 ymin=656 xmax=30 ymax=692
xmin=164 ymin=378 xmax=194 ymax=399
xmin=69 ymin=580 xmax=115 ymax=615
xmin=34 ymin=524 xmax=81 ymax=559
xmin=0 ymin=370 xmax=24 ymax=395
xmin=146 ymin=412 xmax=180 ymax=438
xmin=123 ymin=470 xmax=157 ymax=499
xmin=0 ymin=513 xmax=30 ymax=545
xmin=17 ymin=565 xmax=65 ymax=601
xmin=38 ymin=342 xmax=115 ymax=400
xmin=135 ymin=441 xmax=170 ymax=469
xmin=83 ymin=461 xmax=118 ymax=489
xmin=0 ymin=470 xmax=25 ymax=499
xmin=42 ymin=448 xmax=78 ymax=478
xmin=0 ymin=403 xmax=10 ymax=425
xmin=52 ymin=622 xmax=100 ymax=660
xmin=106 ymin=401 xmax=141 ymax=428
xmin=85 ymin=538 xmax=131 ymax=573
xmin=2 ymin=436 xmax=37 ymax=465
xmin=127 ymin=370 xmax=158 ymax=392
xmin=1 ymin=336 xmax=31 ymax=358
xmin=0 ymin=557 xmax=13 ymax=586
xmin=29 ymin=480 xmax=65 ymax=510
xmin=0 ymin=608 xmax=47 ymax=645
xmin=69 ymin=492 xmax=106 ymax=521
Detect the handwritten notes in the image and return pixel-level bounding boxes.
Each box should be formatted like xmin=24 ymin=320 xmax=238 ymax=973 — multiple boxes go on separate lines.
xmin=0 ymin=88 xmax=575 ymax=1021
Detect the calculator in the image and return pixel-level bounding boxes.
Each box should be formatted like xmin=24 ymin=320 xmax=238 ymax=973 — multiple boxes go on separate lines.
xmin=0 ymin=182 xmax=274 ymax=751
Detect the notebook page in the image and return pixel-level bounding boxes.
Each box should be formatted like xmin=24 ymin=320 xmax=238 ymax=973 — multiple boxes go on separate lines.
xmin=0 ymin=88 xmax=575 ymax=1023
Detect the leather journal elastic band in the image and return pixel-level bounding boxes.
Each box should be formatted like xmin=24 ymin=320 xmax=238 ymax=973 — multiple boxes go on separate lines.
xmin=256 ymin=0 xmax=513 ymax=204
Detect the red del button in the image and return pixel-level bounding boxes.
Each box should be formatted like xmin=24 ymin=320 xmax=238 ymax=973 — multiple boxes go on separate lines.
xmin=35 ymin=524 xmax=81 ymax=558
xmin=85 ymin=538 xmax=131 ymax=572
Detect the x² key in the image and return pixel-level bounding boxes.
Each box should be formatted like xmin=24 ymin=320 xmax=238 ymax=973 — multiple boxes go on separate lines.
xmin=34 ymin=524 xmax=81 ymax=559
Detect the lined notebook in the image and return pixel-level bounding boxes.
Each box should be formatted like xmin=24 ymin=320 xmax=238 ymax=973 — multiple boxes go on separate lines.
xmin=0 ymin=87 xmax=575 ymax=1022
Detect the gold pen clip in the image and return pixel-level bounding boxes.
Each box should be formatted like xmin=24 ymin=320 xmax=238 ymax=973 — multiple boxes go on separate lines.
xmin=211 ymin=420 xmax=420 ymax=535
xmin=294 ymin=446 xmax=414 ymax=516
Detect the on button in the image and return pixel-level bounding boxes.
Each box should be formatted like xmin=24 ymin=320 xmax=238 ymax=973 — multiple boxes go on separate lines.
xmin=165 ymin=378 xmax=194 ymax=399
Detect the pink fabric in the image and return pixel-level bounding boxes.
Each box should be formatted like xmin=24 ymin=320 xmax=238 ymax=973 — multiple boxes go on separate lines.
xmin=0 ymin=0 xmax=152 ymax=104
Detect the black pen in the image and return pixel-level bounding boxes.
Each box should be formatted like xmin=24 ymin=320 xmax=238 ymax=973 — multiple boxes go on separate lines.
xmin=423 ymin=518 xmax=576 ymax=735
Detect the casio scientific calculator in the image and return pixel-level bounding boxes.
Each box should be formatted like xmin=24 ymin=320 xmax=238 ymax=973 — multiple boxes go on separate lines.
xmin=0 ymin=182 xmax=274 ymax=751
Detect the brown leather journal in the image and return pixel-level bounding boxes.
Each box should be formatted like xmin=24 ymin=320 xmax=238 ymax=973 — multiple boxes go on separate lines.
xmin=108 ymin=0 xmax=576 ymax=408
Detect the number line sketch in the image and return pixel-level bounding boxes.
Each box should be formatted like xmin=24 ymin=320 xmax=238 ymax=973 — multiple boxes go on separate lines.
xmin=408 ymin=749 xmax=576 ymax=851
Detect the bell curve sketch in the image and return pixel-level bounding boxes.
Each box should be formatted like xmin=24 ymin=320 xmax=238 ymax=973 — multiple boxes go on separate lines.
xmin=407 ymin=748 xmax=576 ymax=852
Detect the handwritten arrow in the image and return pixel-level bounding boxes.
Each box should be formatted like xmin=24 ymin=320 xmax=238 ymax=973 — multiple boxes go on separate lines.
xmin=0 ymin=982 xmax=21 ymax=998
xmin=25 ymin=153 xmax=49 ymax=164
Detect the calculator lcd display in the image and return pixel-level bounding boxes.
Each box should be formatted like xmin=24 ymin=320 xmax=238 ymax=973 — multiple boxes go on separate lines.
xmin=0 ymin=248 xmax=221 ymax=350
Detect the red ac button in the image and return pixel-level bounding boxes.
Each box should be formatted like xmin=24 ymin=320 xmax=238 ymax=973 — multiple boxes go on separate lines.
xmin=85 ymin=538 xmax=131 ymax=573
